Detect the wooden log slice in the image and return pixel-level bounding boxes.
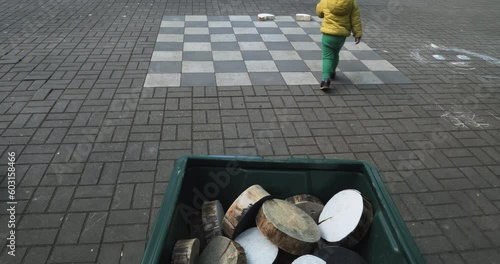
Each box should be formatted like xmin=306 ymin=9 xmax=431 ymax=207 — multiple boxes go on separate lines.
xmin=202 ymin=200 xmax=224 ymax=243
xmin=292 ymin=255 xmax=326 ymax=264
xmin=256 ymin=199 xmax=321 ymax=256
xmin=199 ymin=236 xmax=246 ymax=264
xmin=171 ymin=238 xmax=200 ymax=264
xmin=318 ymin=189 xmax=373 ymax=248
xmin=286 ymin=194 xmax=324 ymax=223
xmin=223 ymin=184 xmax=272 ymax=238
xmin=314 ymin=246 xmax=367 ymax=264
xmin=235 ymin=227 xmax=278 ymax=264
xmin=188 ymin=213 xmax=207 ymax=250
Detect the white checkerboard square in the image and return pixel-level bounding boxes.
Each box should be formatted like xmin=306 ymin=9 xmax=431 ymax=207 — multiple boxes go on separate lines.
xmin=253 ymin=21 xmax=278 ymax=28
xmin=270 ymin=50 xmax=301 ymax=60
xmin=239 ymin=42 xmax=267 ymax=51
xmin=229 ymin=15 xmax=252 ymax=21
xmin=182 ymin=61 xmax=215 ymax=73
xmin=261 ymin=34 xmax=288 ymax=42
xmin=185 ymin=28 xmax=209 ymax=35
xmin=184 ymin=42 xmax=212 ymax=51
xmin=208 ymin=21 xmax=232 ymax=28
xmin=210 ymin=34 xmax=237 ymax=42
xmin=280 ymin=27 xmax=307 ymax=35
xmin=245 ymin=60 xmax=279 ymax=72
xmin=291 ymin=42 xmax=321 ymax=50
xmin=185 ymin=15 xmax=208 ymax=21
xmin=212 ymin=51 xmax=243 ymax=61
xmin=151 ymin=51 xmax=182 ymax=61
xmin=233 ymin=27 xmax=259 ymax=34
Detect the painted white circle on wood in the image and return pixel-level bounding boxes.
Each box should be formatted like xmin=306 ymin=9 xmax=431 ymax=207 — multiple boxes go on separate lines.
xmin=235 ymin=227 xmax=278 ymax=264
xmin=318 ymin=189 xmax=364 ymax=242
xmin=292 ymin=255 xmax=326 ymax=264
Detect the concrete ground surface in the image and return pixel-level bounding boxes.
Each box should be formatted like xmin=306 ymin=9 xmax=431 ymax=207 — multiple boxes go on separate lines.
xmin=0 ymin=0 xmax=499 ymax=263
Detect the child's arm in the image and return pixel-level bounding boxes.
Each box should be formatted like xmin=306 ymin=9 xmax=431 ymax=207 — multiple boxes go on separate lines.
xmin=350 ymin=0 xmax=363 ymax=43
xmin=316 ymin=0 xmax=325 ymax=18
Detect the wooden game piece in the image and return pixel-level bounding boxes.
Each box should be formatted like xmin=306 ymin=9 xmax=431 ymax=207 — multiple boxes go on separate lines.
xmin=201 ymin=200 xmax=224 ymax=243
xmin=256 ymin=199 xmax=321 ymax=256
xmin=286 ymin=194 xmax=324 ymax=222
xmin=199 ymin=236 xmax=246 ymax=264
xmin=223 ymin=184 xmax=272 ymax=238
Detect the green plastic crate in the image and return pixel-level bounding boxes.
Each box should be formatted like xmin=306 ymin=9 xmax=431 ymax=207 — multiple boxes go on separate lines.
xmin=142 ymin=155 xmax=425 ymax=264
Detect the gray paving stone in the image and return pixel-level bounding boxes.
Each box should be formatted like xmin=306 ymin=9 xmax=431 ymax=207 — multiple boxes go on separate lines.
xmin=56 ymin=213 xmax=86 ymax=244
xmin=70 ymin=198 xmax=111 ymax=212
xmin=49 ymin=245 xmax=98 ymax=263
xmin=23 ymin=247 xmax=52 ymax=264
xmin=17 ymin=229 xmax=58 ymax=246
xmin=103 ymin=224 xmax=148 ymax=242
xmin=79 ymin=212 xmax=108 ymax=243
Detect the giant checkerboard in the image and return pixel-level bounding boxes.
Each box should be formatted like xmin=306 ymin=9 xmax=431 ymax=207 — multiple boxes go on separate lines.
xmin=144 ymin=15 xmax=412 ymax=87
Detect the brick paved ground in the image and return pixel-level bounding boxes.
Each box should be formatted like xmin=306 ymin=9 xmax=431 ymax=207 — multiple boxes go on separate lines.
xmin=0 ymin=0 xmax=499 ymax=263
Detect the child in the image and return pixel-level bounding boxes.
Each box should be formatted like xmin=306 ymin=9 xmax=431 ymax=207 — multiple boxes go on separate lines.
xmin=316 ymin=0 xmax=362 ymax=90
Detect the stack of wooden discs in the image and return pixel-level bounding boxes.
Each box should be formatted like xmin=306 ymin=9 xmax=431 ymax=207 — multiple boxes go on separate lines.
xmin=171 ymin=185 xmax=374 ymax=264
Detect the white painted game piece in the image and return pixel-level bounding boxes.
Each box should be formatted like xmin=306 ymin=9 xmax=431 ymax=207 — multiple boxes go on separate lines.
xmin=235 ymin=227 xmax=278 ymax=264
xmin=296 ymin=14 xmax=311 ymax=21
xmin=318 ymin=189 xmax=373 ymax=248
xmin=292 ymin=255 xmax=326 ymax=264
xmin=258 ymin=13 xmax=275 ymax=21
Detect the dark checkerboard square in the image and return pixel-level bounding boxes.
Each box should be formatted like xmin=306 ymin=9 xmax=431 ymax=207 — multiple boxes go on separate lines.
xmin=185 ymin=21 xmax=209 ymax=27
xmin=209 ymin=28 xmax=234 ymax=34
xmin=297 ymin=50 xmax=322 ymax=60
xmin=303 ymin=28 xmax=321 ymax=34
xmin=275 ymin=60 xmax=310 ymax=72
xmin=148 ymin=62 xmax=182 ymax=73
xmin=231 ymin=21 xmax=255 ymax=27
xmin=185 ymin=35 xmax=211 ymax=42
xmin=338 ymin=60 xmax=370 ymax=71
xmin=241 ymin=51 xmax=272 ymax=60
xmin=208 ymin=16 xmax=230 ymax=21
xmin=285 ymin=35 xmax=314 ymax=42
xmin=350 ymin=50 xmax=384 ymax=60
xmin=212 ymin=42 xmax=240 ymax=51
xmin=183 ymin=51 xmax=213 ymax=61
xmin=236 ymin=34 xmax=263 ymax=42
xmin=214 ymin=61 xmax=247 ymax=72
xmin=160 ymin=27 xmax=184 ymax=34
xmin=181 ymin=73 xmax=216 ymax=86
xmin=155 ymin=42 xmax=183 ymax=51
xmin=257 ymin=28 xmax=283 ymax=34
xmin=265 ymin=42 xmax=294 ymax=50
xmin=276 ymin=22 xmax=300 ymax=27
xmin=249 ymin=72 xmax=286 ymax=85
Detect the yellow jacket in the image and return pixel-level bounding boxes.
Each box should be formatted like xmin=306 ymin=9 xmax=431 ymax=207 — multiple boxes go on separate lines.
xmin=316 ymin=0 xmax=362 ymax=38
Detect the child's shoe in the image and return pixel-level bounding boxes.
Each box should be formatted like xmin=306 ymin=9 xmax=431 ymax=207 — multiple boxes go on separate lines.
xmin=320 ymin=79 xmax=330 ymax=90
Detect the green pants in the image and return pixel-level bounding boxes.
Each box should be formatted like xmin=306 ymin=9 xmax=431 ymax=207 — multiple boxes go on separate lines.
xmin=322 ymin=34 xmax=346 ymax=80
